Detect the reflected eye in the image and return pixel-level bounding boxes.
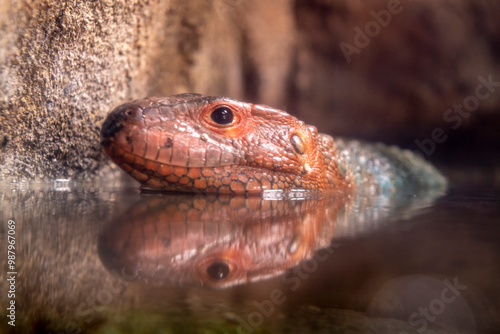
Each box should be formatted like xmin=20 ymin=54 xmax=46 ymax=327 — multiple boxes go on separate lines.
xmin=210 ymin=106 xmax=234 ymax=125
xmin=287 ymin=234 xmax=302 ymax=255
xmin=206 ymin=261 xmax=230 ymax=280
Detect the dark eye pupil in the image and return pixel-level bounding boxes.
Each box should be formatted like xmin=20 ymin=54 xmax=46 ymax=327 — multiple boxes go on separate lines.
xmin=211 ymin=107 xmax=234 ymax=125
xmin=206 ymin=261 xmax=230 ymax=280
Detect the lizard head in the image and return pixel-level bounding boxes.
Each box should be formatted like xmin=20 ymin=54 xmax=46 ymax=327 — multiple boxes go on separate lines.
xmin=101 ymin=94 xmax=336 ymax=194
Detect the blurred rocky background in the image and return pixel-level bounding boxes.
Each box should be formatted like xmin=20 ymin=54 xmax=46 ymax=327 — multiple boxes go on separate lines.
xmin=0 ymin=0 xmax=499 ymax=186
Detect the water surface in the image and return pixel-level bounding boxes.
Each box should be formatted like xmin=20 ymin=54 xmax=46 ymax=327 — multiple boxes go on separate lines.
xmin=0 ymin=176 xmax=499 ymax=334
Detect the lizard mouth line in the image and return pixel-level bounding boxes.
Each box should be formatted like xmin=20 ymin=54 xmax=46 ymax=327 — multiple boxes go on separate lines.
xmin=103 ymin=141 xmax=235 ymax=169
xmin=104 ymin=141 xmax=300 ymax=174
xmin=103 ymin=131 xmax=241 ymax=168
xmin=103 ymin=141 xmax=304 ymax=194
xmin=103 ymin=137 xmax=303 ymax=175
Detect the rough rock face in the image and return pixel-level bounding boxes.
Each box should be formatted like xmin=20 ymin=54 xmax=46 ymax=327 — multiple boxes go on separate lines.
xmin=0 ymin=0 xmax=499 ymax=180
xmin=0 ymin=0 xmax=169 ymax=179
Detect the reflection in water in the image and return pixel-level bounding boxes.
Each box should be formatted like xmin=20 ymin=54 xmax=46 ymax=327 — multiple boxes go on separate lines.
xmin=98 ymin=194 xmax=340 ymax=289
xmin=1 ymin=181 xmax=499 ymax=333
xmin=98 ymin=186 xmax=445 ymax=288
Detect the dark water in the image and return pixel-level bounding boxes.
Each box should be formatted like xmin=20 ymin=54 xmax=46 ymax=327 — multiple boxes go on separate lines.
xmin=0 ymin=175 xmax=499 ymax=334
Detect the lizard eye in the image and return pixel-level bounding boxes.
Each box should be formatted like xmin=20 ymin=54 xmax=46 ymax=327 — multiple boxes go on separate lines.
xmin=201 ymin=102 xmax=243 ymax=135
xmin=210 ymin=106 xmax=234 ymax=125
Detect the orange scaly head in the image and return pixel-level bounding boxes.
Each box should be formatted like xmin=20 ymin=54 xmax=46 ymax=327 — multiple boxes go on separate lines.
xmin=101 ymin=94 xmax=347 ymax=194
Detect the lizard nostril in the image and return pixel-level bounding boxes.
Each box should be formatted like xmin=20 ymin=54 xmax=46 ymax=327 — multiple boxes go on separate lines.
xmin=101 ymin=103 xmax=143 ymax=145
xmin=100 ymin=118 xmax=124 ymax=144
